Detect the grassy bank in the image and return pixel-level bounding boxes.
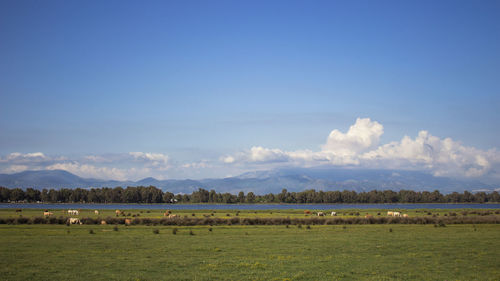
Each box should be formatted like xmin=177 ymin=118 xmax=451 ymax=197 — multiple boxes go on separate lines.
xmin=1 ymin=224 xmax=499 ymax=280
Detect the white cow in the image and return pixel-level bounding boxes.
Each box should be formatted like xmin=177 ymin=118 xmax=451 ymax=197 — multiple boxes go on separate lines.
xmin=94 ymin=210 xmax=99 ymax=215
xmin=331 ymin=212 xmax=337 ymax=216
xmin=317 ymin=212 xmax=325 ymax=217
xmin=68 ymin=218 xmax=82 ymax=224
xmin=393 ymin=212 xmax=401 ymax=217
xmin=68 ymin=210 xmax=79 ymax=215
xmin=387 ymin=211 xmax=394 ymax=216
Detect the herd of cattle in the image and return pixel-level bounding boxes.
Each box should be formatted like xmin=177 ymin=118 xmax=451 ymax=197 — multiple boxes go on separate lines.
xmin=312 ymin=210 xmax=408 ymax=218
xmin=37 ymin=209 xmax=410 ymax=225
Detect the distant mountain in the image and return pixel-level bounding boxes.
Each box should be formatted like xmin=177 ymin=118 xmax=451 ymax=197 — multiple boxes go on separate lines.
xmin=0 ymin=168 xmax=497 ymax=194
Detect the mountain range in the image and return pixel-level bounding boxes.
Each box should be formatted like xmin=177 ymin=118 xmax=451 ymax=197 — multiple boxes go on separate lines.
xmin=0 ymin=168 xmax=498 ymax=194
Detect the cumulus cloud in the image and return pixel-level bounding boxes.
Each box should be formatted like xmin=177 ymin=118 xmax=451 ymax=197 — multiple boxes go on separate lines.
xmin=0 ymin=152 xmax=49 ymax=163
xmin=222 ymin=118 xmax=500 ymax=179
xmin=322 ymin=118 xmax=383 ymax=156
xmin=362 ymin=130 xmax=497 ymax=178
xmin=46 ymin=162 xmax=128 ymax=180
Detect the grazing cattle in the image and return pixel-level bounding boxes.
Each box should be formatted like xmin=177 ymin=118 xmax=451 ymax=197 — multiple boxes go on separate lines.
xmin=402 ymin=214 xmax=409 ymax=218
xmin=101 ymin=220 xmax=107 ymax=225
xmin=94 ymin=210 xmax=99 ymax=215
xmin=365 ymin=214 xmax=373 ymax=219
xmin=115 ymin=210 xmax=122 ymax=216
xmin=68 ymin=210 xmax=79 ymax=215
xmin=168 ymin=214 xmax=178 ymax=219
xmin=124 ymin=218 xmax=132 ymax=225
xmin=15 ymin=209 xmax=22 ymax=213
xmin=387 ymin=211 xmax=394 ymax=216
xmin=331 ymin=212 xmax=337 ymax=216
xmin=317 ymin=212 xmax=325 ymax=217
xmin=68 ymin=218 xmax=82 ymax=224
xmin=43 ymin=211 xmax=53 ymax=217
xmin=304 ymin=210 xmax=311 ymax=215
xmin=163 ymin=212 xmax=170 ymax=217
xmin=393 ymin=212 xmax=401 ymax=217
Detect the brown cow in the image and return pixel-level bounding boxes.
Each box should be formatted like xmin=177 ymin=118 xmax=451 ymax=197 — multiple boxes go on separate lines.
xmin=304 ymin=210 xmax=311 ymax=215
xmin=115 ymin=210 xmax=122 ymax=216
xmin=402 ymin=214 xmax=409 ymax=218
xmin=124 ymin=218 xmax=132 ymax=225
xmin=43 ymin=211 xmax=53 ymax=217
xmin=365 ymin=214 xmax=373 ymax=219
xmin=101 ymin=220 xmax=107 ymax=225
xmin=168 ymin=214 xmax=178 ymax=219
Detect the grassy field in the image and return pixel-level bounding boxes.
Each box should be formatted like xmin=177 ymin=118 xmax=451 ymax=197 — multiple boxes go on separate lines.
xmin=2 ymin=207 xmax=498 ymax=220
xmin=1 ymin=223 xmax=499 ymax=280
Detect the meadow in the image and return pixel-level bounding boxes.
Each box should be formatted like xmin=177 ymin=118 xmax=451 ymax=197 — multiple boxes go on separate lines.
xmin=0 ymin=208 xmax=499 ymax=280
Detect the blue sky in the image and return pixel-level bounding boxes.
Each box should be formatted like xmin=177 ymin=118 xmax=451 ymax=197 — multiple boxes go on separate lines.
xmin=1 ymin=1 xmax=499 ymax=181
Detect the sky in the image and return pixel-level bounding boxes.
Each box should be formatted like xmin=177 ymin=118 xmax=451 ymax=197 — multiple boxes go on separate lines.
xmin=1 ymin=1 xmax=499 ymax=183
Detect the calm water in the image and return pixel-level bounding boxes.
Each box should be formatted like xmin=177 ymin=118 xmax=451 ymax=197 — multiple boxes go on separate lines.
xmin=1 ymin=203 xmax=499 ymax=210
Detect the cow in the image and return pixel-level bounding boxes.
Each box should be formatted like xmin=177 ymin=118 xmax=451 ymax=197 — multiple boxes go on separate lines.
xmin=168 ymin=214 xmax=179 ymax=219
xmin=94 ymin=210 xmax=99 ymax=215
xmin=68 ymin=218 xmax=82 ymax=225
xmin=101 ymin=220 xmax=107 ymax=225
xmin=393 ymin=212 xmax=401 ymax=217
xmin=365 ymin=214 xmax=373 ymax=219
xmin=15 ymin=209 xmax=22 ymax=213
xmin=317 ymin=212 xmax=325 ymax=217
xmin=115 ymin=210 xmax=122 ymax=216
xmin=331 ymin=212 xmax=337 ymax=216
xmin=304 ymin=210 xmax=311 ymax=215
xmin=387 ymin=211 xmax=394 ymax=216
xmin=124 ymin=218 xmax=132 ymax=225
xmin=43 ymin=211 xmax=53 ymax=217
xmin=402 ymin=214 xmax=409 ymax=218
xmin=68 ymin=210 xmax=79 ymax=215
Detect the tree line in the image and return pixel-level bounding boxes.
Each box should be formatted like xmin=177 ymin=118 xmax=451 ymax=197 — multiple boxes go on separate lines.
xmin=0 ymin=186 xmax=499 ymax=204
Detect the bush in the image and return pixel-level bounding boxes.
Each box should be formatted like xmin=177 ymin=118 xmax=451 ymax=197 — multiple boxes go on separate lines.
xmin=189 ymin=230 xmax=194 ymax=235
xmin=89 ymin=229 xmax=95 ymax=234
xmin=172 ymin=228 xmax=178 ymax=235
xmin=208 ymin=227 xmax=212 ymax=232
xmin=113 ymin=226 xmax=119 ymax=231
xmin=153 ymin=229 xmax=159 ymax=234
xmin=306 ymin=225 xmax=311 ymax=230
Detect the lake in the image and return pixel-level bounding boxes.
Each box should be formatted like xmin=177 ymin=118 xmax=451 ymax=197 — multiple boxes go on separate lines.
xmin=1 ymin=203 xmax=499 ymax=210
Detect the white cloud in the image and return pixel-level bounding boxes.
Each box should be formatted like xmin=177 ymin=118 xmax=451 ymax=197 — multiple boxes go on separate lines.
xmin=46 ymin=162 xmax=128 ymax=181
xmin=0 ymin=152 xmax=49 ymax=163
xmin=222 ymin=118 xmax=500 ymax=179
xmin=322 ymin=117 xmax=383 ymax=156
xmin=362 ymin=130 xmax=497 ymax=178
xmin=1 ymin=165 xmax=29 ymax=173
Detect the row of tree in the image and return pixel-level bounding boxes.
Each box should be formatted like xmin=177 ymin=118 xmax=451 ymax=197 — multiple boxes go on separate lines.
xmin=1 ymin=186 xmax=499 ymax=204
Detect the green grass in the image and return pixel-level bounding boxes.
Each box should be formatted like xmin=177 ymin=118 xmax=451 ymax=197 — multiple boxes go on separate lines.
xmin=0 ymin=224 xmax=499 ymax=280
xmin=2 ymin=207 xmax=497 ymax=220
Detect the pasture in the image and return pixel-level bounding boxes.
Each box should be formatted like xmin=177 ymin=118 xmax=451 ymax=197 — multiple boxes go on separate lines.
xmin=1 ymin=207 xmax=498 ymax=220
xmin=1 ymin=223 xmax=499 ymax=280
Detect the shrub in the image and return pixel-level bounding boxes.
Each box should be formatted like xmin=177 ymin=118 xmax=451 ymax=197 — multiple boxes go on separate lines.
xmin=306 ymin=225 xmax=311 ymax=230
xmin=189 ymin=230 xmax=194 ymax=235
xmin=389 ymin=228 xmax=393 ymax=232
xmin=113 ymin=226 xmax=119 ymax=231
xmin=172 ymin=228 xmax=178 ymax=235
xmin=89 ymin=229 xmax=95 ymax=234
xmin=208 ymin=227 xmax=212 ymax=232
xmin=153 ymin=229 xmax=160 ymax=234
xmin=297 ymin=224 xmax=302 ymax=229
xmin=192 ymin=213 xmax=195 ymax=217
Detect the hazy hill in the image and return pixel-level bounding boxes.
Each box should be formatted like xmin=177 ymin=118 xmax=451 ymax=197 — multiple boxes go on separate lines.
xmin=0 ymin=168 xmax=496 ymax=194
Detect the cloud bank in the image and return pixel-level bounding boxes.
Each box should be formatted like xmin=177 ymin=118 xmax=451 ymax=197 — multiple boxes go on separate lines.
xmin=223 ymin=118 xmax=500 ymax=180
xmin=1 ymin=118 xmax=499 ymax=182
